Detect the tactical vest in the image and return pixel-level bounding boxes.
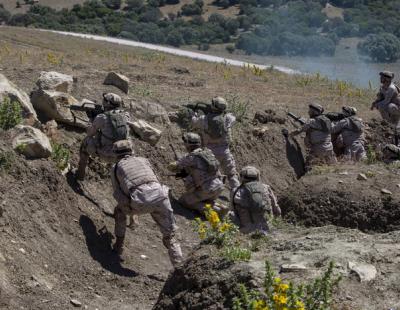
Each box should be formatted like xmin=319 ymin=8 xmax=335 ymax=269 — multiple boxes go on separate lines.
xmin=115 ymin=157 xmax=158 ymax=194
xmin=102 ymin=110 xmax=128 ymax=142
xmin=347 ymin=117 xmax=363 ymax=133
xmin=239 ymin=181 xmax=270 ymax=212
xmin=206 ymin=113 xmax=228 ymax=139
xmin=311 ymin=115 xmax=332 ymax=133
xmin=193 ymin=148 xmax=219 ymax=173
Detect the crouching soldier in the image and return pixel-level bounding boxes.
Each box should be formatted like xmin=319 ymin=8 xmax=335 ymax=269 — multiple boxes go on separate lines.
xmin=290 ymin=103 xmax=337 ymax=171
xmin=190 ymin=97 xmax=240 ymax=191
xmin=382 ymin=144 xmax=400 ymax=164
xmin=168 ymin=132 xmax=227 ymax=215
xmin=231 ymin=166 xmax=281 ymax=235
xmin=76 ymin=93 xmax=130 ymax=180
xmin=111 ymin=140 xmax=183 ymax=267
xmin=371 ymin=71 xmax=400 ymax=145
xmin=332 ymin=106 xmax=366 ymax=162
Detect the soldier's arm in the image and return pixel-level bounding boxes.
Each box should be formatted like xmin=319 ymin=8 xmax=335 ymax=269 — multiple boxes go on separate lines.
xmin=191 ymin=114 xmax=206 ymax=130
xmin=111 ymin=164 xmax=131 ymax=206
xmin=290 ymin=121 xmax=310 ymax=137
xmin=265 ymin=185 xmax=281 ymax=217
xmin=86 ymin=114 xmax=105 ymax=136
xmin=376 ymin=86 xmax=396 ymax=107
xmin=225 ymin=113 xmax=236 ymax=128
xmin=331 ymin=119 xmax=345 ymax=134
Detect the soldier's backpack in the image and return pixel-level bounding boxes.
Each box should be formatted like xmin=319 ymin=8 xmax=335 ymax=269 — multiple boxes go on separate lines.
xmin=194 ymin=148 xmax=219 ymax=173
xmin=240 ymin=181 xmax=270 ymax=212
xmin=206 ymin=113 xmax=228 ymax=139
xmin=348 ymin=117 xmax=363 ymax=133
xmin=104 ymin=110 xmax=128 ymax=142
xmin=314 ymin=115 xmax=332 ymax=133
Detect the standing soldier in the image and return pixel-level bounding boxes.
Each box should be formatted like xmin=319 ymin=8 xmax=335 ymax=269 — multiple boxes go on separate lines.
xmin=371 ymin=71 xmax=400 ymax=145
xmin=331 ymin=106 xmax=366 ymax=162
xmin=167 ymin=132 xmax=226 ymax=215
xmin=232 ymin=166 xmax=281 ymax=235
xmin=190 ymin=97 xmax=240 ymax=191
xmin=76 ymin=93 xmax=130 ymax=180
xmin=290 ymin=103 xmax=336 ymax=171
xmin=111 ymin=140 xmax=183 ymax=267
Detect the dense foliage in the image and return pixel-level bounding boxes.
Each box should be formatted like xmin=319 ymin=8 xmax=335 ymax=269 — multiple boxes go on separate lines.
xmin=3 ymin=0 xmax=400 ymax=60
xmin=358 ymin=33 xmax=400 ymax=62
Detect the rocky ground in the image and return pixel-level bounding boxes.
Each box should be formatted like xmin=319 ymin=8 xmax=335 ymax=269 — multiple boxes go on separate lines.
xmin=0 ymin=27 xmax=399 ymax=309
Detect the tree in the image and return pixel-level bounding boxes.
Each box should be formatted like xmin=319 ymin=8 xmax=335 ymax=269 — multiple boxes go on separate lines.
xmin=103 ymin=0 xmax=121 ymax=9
xmin=166 ymin=30 xmax=184 ymax=46
xmin=358 ymin=33 xmax=400 ymax=62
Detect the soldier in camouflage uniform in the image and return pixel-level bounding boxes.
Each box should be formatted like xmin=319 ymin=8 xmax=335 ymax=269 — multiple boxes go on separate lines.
xmin=371 ymin=71 xmax=400 ymax=145
xmin=168 ymin=132 xmax=226 ymax=215
xmin=76 ymin=93 xmax=130 ymax=180
xmin=190 ymin=97 xmax=240 ymax=191
xmin=331 ymin=106 xmax=366 ymax=162
xmin=111 ymin=140 xmax=183 ymax=267
xmin=290 ymin=103 xmax=337 ymax=171
xmin=382 ymin=144 xmax=400 ymax=164
xmin=231 ymin=166 xmax=281 ymax=235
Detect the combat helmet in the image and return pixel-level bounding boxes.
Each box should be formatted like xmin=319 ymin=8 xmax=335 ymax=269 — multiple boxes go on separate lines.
xmin=240 ymin=166 xmax=260 ymax=181
xmin=103 ymin=93 xmax=123 ymax=109
xmin=113 ymin=140 xmax=133 ymax=156
xmin=182 ymin=132 xmax=201 ymax=146
xmin=309 ymin=103 xmax=324 ymax=115
xmin=211 ymin=96 xmax=228 ymax=112
xmin=342 ymin=106 xmax=357 ymax=116
xmin=379 ymin=71 xmax=394 ymax=80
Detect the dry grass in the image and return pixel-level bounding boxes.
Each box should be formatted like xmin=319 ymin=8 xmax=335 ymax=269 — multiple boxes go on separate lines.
xmin=322 ymin=3 xmax=344 ymax=20
xmin=0 ymin=26 xmax=375 ymax=122
xmin=1 ymin=0 xmax=86 ymax=14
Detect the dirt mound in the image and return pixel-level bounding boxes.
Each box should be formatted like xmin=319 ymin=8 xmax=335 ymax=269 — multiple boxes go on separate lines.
xmin=280 ymin=164 xmax=400 ymax=232
xmin=154 ymin=246 xmax=255 ymax=310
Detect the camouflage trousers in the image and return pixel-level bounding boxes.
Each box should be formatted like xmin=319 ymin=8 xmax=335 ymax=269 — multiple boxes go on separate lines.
xmin=207 ymin=144 xmax=240 ymax=190
xmin=114 ymin=197 xmax=183 ymax=266
xmin=230 ymin=208 xmax=269 ymax=235
xmin=179 ymin=186 xmax=225 ymax=215
xmin=378 ymin=103 xmax=400 ymax=132
xmin=343 ymin=142 xmax=366 ymax=162
xmin=80 ymin=136 xmax=116 ymax=163
xmin=305 ymin=145 xmax=337 ymax=171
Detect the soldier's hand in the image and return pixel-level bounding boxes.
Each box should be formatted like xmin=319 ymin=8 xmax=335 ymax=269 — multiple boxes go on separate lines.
xmin=272 ymin=205 xmax=282 ymax=217
xmin=167 ymin=161 xmax=178 ymax=172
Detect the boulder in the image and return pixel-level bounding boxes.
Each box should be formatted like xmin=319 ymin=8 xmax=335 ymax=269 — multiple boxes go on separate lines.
xmin=31 ymin=90 xmax=87 ymax=128
xmin=0 ymin=74 xmax=38 ymax=123
xmin=129 ymin=120 xmax=162 ymax=146
xmin=104 ymin=72 xmax=129 ymax=94
xmin=130 ymin=100 xmax=170 ymax=124
xmin=12 ymin=125 xmax=52 ymax=159
xmin=348 ymin=261 xmax=377 ymax=282
xmin=280 ymin=263 xmax=308 ymax=273
xmin=36 ymin=71 xmax=74 ymax=93
xmin=357 ymin=173 xmax=368 ymax=181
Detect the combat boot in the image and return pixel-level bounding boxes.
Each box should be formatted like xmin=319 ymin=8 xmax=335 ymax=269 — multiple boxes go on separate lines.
xmin=113 ymin=236 xmax=125 ymax=255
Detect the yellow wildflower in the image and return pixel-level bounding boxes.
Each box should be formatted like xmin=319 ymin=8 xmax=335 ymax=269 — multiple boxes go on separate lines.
xmin=208 ymin=210 xmax=220 ymax=229
xmin=274 ymin=277 xmax=282 ymax=284
xmin=277 ymin=283 xmax=289 ymax=292
xmin=252 ymin=300 xmax=269 ymax=310
xmin=218 ymin=222 xmax=231 ymax=233
xmin=295 ymin=300 xmax=305 ymax=310
xmin=272 ymin=293 xmax=287 ymax=305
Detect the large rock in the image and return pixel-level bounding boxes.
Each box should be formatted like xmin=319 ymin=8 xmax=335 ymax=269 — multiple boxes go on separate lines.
xmin=130 ymin=100 xmax=170 ymax=124
xmin=104 ymin=72 xmax=129 ymax=94
xmin=12 ymin=125 xmax=52 ymax=159
xmin=31 ymin=90 xmax=87 ymax=128
xmin=0 ymin=74 xmax=38 ymax=124
xmin=129 ymin=120 xmax=162 ymax=146
xmin=348 ymin=261 xmax=377 ymax=282
xmin=36 ymin=71 xmax=74 ymax=93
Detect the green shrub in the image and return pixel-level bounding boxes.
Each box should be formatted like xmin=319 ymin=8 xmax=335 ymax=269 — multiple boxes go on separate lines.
xmin=51 ymin=143 xmax=70 ymax=171
xmin=0 ymin=97 xmax=22 ymax=130
xmin=358 ymin=33 xmax=400 ymax=62
xmin=0 ymin=151 xmax=15 ymax=173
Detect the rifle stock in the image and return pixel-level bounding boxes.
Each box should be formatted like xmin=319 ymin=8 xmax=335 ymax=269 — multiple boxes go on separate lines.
xmin=70 ymin=101 xmax=104 ymax=120
xmin=287 ymin=112 xmax=306 ymax=125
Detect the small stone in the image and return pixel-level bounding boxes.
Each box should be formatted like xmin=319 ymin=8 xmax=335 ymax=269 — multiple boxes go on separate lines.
xmin=346 ymin=295 xmax=353 ymax=301
xmin=70 ymin=299 xmax=82 ymax=307
xmin=338 ymin=180 xmax=344 ymax=184
xmin=339 ymin=171 xmax=349 ymax=175
xmin=357 ymin=173 xmax=368 ymax=181
xmin=280 ymin=263 xmax=307 ymax=273
xmin=140 ymin=255 xmax=148 ymax=259
xmin=381 ymin=188 xmax=392 ymax=195
xmin=19 ymin=248 xmax=26 ymax=254
xmin=348 ymin=261 xmax=377 ymax=282
xmin=397 ymin=184 xmax=400 ymax=188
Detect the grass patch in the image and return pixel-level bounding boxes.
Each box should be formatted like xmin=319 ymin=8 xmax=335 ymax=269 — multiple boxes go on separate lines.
xmin=0 ymin=97 xmax=22 ymax=130
xmin=0 ymin=150 xmax=16 ymax=173
xmin=51 ymin=143 xmax=70 ymax=171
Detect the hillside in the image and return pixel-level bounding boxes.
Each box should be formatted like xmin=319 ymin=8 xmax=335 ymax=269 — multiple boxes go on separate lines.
xmin=0 ymin=26 xmax=400 ymax=309
xmin=2 ymin=0 xmax=400 ymax=62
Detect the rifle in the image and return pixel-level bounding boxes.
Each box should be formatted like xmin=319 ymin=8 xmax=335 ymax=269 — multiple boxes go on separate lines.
xmin=184 ymin=101 xmax=212 ymax=115
xmin=70 ymin=101 xmax=105 ymax=121
xmin=287 ymin=112 xmax=306 ymax=125
xmin=169 ymin=143 xmax=189 ymax=179
xmin=325 ymin=112 xmax=346 ymax=122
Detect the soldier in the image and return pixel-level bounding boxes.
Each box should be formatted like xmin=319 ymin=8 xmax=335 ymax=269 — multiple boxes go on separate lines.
xmin=111 ymin=140 xmax=183 ymax=267
xmin=168 ymin=132 xmax=226 ymax=215
xmin=382 ymin=144 xmax=400 ymax=164
xmin=76 ymin=93 xmax=130 ymax=180
xmin=289 ymin=103 xmax=336 ymax=171
xmin=331 ymin=106 xmax=366 ymax=162
xmin=371 ymin=71 xmax=400 ymax=145
xmin=190 ymin=97 xmax=240 ymax=191
xmin=232 ymin=166 xmax=281 ymax=235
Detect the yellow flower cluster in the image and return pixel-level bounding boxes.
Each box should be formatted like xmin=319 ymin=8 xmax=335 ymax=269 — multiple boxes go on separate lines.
xmin=252 ymin=300 xmax=269 ymax=310
xmin=204 ymin=203 xmax=220 ymax=229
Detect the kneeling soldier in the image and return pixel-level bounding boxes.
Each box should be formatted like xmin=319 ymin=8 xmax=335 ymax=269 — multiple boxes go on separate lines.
xmin=168 ymin=132 xmax=226 ymax=215
xmin=232 ymin=166 xmax=281 ymax=235
xmin=111 ymin=140 xmax=183 ymax=267
xmin=382 ymin=144 xmax=400 ymax=164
